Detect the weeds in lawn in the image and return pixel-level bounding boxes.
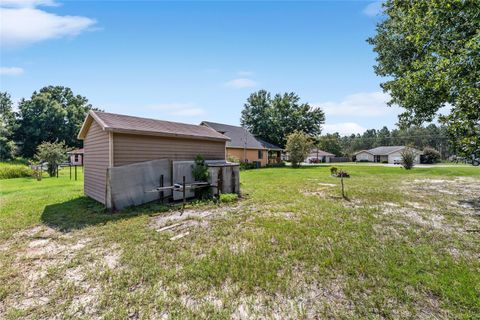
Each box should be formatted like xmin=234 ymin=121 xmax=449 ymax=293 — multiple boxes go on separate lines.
xmin=1 ymin=166 xmax=479 ymax=318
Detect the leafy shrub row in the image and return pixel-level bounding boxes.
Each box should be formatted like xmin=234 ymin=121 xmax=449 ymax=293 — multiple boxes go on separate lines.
xmin=266 ymin=162 xmax=286 ymax=168
xmin=0 ymin=163 xmax=33 ymax=179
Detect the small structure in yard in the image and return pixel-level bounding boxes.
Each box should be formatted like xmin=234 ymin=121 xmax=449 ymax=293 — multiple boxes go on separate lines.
xmin=78 ymin=111 xmax=236 ymax=209
xmin=355 ymin=146 xmax=421 ymax=164
xmin=67 ymin=148 xmax=84 ymax=166
xmin=306 ymin=148 xmax=335 ymax=163
xmin=201 ymin=121 xmax=283 ymax=166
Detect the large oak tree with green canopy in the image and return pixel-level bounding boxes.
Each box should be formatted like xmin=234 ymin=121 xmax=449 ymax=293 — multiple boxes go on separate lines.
xmin=240 ymin=90 xmax=325 ymax=147
xmin=15 ymin=86 xmax=97 ymax=157
xmin=368 ymin=0 xmax=479 ymax=156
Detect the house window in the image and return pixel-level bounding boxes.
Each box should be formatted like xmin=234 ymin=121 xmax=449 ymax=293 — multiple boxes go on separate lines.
xmin=258 ymin=150 xmax=263 ymax=159
xmin=74 ymin=154 xmax=79 ymax=162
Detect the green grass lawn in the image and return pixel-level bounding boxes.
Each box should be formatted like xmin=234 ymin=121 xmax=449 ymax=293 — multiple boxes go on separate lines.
xmin=1 ymin=165 xmax=479 ymax=319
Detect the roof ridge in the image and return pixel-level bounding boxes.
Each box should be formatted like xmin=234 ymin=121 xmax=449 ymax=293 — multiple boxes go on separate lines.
xmin=95 ymin=110 xmax=207 ymax=128
xmin=78 ymin=111 xmax=230 ymax=141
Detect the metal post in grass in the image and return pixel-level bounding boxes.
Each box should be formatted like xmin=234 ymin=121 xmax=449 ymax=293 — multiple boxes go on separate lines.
xmin=217 ymin=168 xmax=223 ymax=199
xmin=159 ymin=174 xmax=164 ymax=203
xmin=182 ymin=175 xmax=186 ymax=214
xmin=70 ymin=164 xmax=72 ymax=180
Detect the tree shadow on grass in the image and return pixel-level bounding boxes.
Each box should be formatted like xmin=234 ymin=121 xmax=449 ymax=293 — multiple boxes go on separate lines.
xmin=41 ymin=196 xmax=171 ymax=232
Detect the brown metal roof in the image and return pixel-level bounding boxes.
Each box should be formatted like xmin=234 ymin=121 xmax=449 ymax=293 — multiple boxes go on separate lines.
xmin=78 ymin=111 xmax=230 ymax=142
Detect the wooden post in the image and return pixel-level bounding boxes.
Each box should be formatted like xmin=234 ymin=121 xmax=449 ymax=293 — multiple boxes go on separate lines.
xmin=56 ymin=165 xmax=59 ymax=178
xmin=181 ymin=175 xmax=186 ymax=214
xmin=340 ymin=171 xmax=345 ymax=199
xmin=159 ymin=174 xmax=164 ymax=203
xmin=75 ymin=165 xmax=77 ymax=181
xmin=217 ymin=168 xmax=223 ymax=199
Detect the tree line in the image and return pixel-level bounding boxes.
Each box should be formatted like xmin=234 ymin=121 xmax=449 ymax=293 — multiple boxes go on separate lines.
xmin=316 ymin=125 xmax=452 ymax=158
xmin=0 ymin=86 xmax=97 ymax=160
xmin=240 ymin=90 xmax=452 ymax=158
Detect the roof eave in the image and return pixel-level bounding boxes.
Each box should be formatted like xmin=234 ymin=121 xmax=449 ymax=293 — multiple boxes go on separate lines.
xmin=354 ymin=150 xmax=373 ymax=155
xmin=77 ymin=110 xmax=110 ymax=140
xmin=227 ymin=146 xmax=267 ymax=150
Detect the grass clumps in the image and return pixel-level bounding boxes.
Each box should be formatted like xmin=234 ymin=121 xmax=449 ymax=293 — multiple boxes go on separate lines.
xmin=0 ymin=162 xmax=33 ymax=179
xmin=219 ymin=193 xmax=238 ymax=203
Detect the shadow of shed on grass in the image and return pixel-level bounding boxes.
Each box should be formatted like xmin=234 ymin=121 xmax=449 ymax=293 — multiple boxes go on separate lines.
xmin=41 ymin=196 xmax=170 ymax=232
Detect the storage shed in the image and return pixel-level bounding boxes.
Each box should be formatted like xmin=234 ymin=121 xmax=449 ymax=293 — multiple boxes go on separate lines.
xmin=78 ymin=111 xmax=230 ymax=205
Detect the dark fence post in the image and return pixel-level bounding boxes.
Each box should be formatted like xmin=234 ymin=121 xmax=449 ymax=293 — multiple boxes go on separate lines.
xmin=182 ymin=175 xmax=186 ymax=214
xmin=217 ymin=168 xmax=223 ymax=198
xmin=75 ymin=165 xmax=77 ymax=181
xmin=159 ymin=174 xmax=164 ymax=203
xmin=70 ymin=164 xmax=72 ymax=180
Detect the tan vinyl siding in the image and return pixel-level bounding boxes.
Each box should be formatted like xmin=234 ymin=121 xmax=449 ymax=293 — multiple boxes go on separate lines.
xmin=113 ymin=133 xmax=226 ymax=166
xmin=84 ymin=121 xmax=109 ymax=204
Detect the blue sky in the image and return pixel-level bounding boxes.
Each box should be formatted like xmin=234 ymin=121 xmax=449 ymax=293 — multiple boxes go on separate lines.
xmin=0 ymin=0 xmax=402 ymax=135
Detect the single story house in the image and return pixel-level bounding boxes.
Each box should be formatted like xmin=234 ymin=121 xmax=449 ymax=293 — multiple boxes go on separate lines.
xmin=355 ymin=146 xmax=421 ymax=164
xmin=78 ymin=111 xmax=230 ymax=204
xmin=306 ymin=149 xmax=335 ymax=163
xmin=67 ymin=148 xmax=84 ymax=166
xmin=201 ymin=121 xmax=282 ymax=166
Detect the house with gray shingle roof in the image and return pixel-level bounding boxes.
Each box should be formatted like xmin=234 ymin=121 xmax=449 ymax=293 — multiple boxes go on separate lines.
xmin=200 ymin=121 xmax=283 ymax=166
xmin=306 ymin=149 xmax=336 ymax=163
xmin=354 ymin=146 xmax=421 ymax=164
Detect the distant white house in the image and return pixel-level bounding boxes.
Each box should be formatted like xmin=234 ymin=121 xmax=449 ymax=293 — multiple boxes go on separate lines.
xmin=67 ymin=148 xmax=84 ymax=166
xmin=355 ymin=146 xmax=421 ymax=164
xmin=306 ymin=149 xmax=336 ymax=163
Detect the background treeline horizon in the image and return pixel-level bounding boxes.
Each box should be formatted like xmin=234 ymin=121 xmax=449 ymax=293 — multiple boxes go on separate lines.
xmin=1 ymin=86 xmax=452 ymax=161
xmin=317 ymin=125 xmax=452 ymax=158
xmin=0 ymin=86 xmax=97 ymax=160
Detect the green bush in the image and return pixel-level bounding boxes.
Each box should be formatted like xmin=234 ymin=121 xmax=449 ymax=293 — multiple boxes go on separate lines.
xmin=35 ymin=141 xmax=67 ymax=177
xmin=266 ymin=162 xmax=286 ymax=168
xmin=219 ymin=193 xmax=238 ymax=203
xmin=192 ymin=154 xmax=211 ymax=199
xmin=422 ymin=147 xmax=441 ymax=164
xmin=401 ymin=147 xmax=416 ymax=170
xmin=330 ymin=167 xmax=338 ymax=175
xmin=240 ymin=162 xmax=257 ymax=170
xmin=227 ymin=155 xmax=240 ymax=163
xmin=0 ymin=162 xmax=33 ymax=179
xmin=285 ymin=131 xmax=312 ymax=168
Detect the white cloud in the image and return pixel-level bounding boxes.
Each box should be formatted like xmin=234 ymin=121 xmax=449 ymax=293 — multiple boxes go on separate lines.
xmin=1 ymin=0 xmax=58 ymax=8
xmin=0 ymin=66 xmax=24 ymax=75
xmin=146 ymin=103 xmax=206 ymax=117
xmin=324 ymin=122 xmax=367 ymax=135
xmin=225 ymin=78 xmax=257 ymax=88
xmin=0 ymin=3 xmax=96 ymax=48
xmin=363 ymin=1 xmax=384 ymax=17
xmin=315 ymin=91 xmax=396 ymax=117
